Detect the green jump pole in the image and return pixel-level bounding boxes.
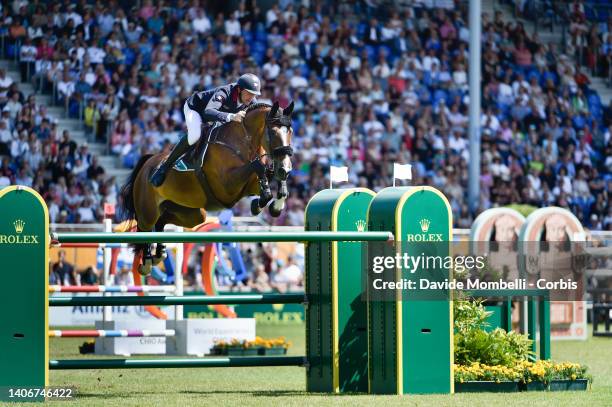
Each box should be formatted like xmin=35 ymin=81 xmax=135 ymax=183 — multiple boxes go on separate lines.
xmin=50 ymin=294 xmax=305 ymax=307
xmin=539 ymin=296 xmax=551 ymax=360
xmin=53 ymin=231 xmax=393 ymax=244
xmin=50 ymin=356 xmax=305 ymax=370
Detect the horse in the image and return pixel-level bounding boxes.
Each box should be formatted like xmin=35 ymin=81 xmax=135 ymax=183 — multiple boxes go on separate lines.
xmin=119 ymin=101 xmax=294 ymax=275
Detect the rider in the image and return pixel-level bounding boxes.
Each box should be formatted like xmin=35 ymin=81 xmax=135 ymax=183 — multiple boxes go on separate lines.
xmin=149 ymin=73 xmax=262 ymax=187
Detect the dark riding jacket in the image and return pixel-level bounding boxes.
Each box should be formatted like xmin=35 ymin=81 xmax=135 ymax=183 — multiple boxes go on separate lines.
xmin=186 ymin=83 xmax=256 ymax=123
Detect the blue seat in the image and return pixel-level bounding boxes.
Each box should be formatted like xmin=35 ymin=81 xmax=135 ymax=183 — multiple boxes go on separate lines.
xmin=423 ymin=71 xmax=433 ymax=87
xmin=364 ymin=45 xmax=377 ymax=62
xmin=255 ymin=30 xmax=267 ymax=43
xmin=300 ymin=64 xmax=310 ymax=77
xmin=253 ymin=41 xmax=267 ymax=53
xmin=252 ymin=51 xmax=264 ymax=65
xmin=357 ymin=22 xmax=367 ymax=37
xmin=585 ymin=5 xmax=596 ymax=20
xmin=419 ymin=90 xmax=432 ymax=105
xmin=433 ymin=89 xmax=448 ymax=105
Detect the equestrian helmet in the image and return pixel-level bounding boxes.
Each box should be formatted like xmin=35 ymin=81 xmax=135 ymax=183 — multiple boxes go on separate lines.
xmin=237 ymin=73 xmax=261 ymax=95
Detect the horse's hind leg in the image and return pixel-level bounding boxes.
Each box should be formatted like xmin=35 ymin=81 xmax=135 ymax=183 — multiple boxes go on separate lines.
xmin=151 ymin=213 xmax=172 ymax=265
xmin=135 ymin=229 xmax=155 ymax=276
xmin=134 ymin=196 xmax=162 ymax=276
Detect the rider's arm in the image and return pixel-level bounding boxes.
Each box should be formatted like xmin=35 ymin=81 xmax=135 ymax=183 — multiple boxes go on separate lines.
xmin=202 ymin=88 xmax=234 ymax=123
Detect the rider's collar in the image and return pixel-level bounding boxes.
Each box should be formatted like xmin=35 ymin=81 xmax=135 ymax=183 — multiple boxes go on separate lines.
xmin=231 ymin=86 xmax=240 ymax=103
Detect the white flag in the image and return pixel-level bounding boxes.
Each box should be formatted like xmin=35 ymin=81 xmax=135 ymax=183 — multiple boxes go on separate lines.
xmin=330 ymin=166 xmax=348 ymax=187
xmin=393 ymin=163 xmax=412 ymax=181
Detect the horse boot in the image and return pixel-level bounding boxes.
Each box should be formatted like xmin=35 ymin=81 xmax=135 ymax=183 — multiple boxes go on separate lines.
xmin=149 ymin=136 xmax=190 ymax=187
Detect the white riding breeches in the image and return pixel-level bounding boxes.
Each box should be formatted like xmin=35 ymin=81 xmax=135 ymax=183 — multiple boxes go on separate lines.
xmin=183 ymin=101 xmax=202 ymax=146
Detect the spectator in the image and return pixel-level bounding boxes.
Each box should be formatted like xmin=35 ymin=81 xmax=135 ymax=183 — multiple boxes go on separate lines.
xmin=52 ymin=250 xmax=74 ymax=286
xmin=80 ymin=266 xmax=99 ymax=285
xmin=112 ymin=265 xmax=135 ymax=286
xmin=247 ymin=263 xmax=272 ymax=292
xmin=271 ymin=256 xmax=303 ymax=292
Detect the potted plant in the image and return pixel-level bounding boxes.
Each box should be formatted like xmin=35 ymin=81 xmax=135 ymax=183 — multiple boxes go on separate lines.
xmin=548 ymin=362 xmax=591 ymax=391
xmin=227 ymin=339 xmax=258 ymax=356
xmin=209 ymin=339 xmax=228 ymax=356
xmin=257 ymin=336 xmax=291 ymax=355
xmin=454 ymin=363 xmax=521 ymax=392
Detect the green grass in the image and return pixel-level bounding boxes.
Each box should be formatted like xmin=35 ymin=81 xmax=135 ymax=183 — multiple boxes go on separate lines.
xmin=12 ymin=324 xmax=612 ymax=406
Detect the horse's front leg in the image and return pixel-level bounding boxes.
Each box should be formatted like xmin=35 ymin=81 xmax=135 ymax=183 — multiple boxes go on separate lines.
xmin=247 ymin=159 xmax=273 ymax=215
xmin=269 ymin=180 xmax=288 ymax=217
xmin=153 ymin=243 xmax=167 ymax=265
xmin=139 ymin=243 xmax=154 ymax=276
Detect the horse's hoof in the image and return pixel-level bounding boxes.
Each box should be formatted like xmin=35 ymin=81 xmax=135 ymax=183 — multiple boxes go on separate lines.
xmin=269 ymin=201 xmax=284 ymax=217
xmin=152 ymin=246 xmax=167 ymax=265
xmin=139 ymin=261 xmax=153 ymax=276
xmin=251 ymin=199 xmax=263 ymax=215
xmin=261 ymin=188 xmax=273 ymax=204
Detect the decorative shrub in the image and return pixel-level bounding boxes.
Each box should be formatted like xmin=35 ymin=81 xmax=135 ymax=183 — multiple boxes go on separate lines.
xmin=454 ymin=299 xmax=534 ymax=366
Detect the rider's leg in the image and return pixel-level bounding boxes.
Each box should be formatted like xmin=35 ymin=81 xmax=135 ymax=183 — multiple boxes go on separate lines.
xmin=149 ymin=102 xmax=202 ymax=187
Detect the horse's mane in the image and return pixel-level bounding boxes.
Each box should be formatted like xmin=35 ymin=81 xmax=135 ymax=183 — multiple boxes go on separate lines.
xmin=246 ymin=102 xmax=272 ymax=114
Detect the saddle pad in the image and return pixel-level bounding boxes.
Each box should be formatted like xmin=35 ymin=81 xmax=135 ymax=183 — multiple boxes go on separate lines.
xmin=173 ymin=122 xmax=222 ymax=172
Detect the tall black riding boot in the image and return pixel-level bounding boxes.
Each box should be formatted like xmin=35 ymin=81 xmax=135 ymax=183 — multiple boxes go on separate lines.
xmin=149 ymin=136 xmax=191 ymax=187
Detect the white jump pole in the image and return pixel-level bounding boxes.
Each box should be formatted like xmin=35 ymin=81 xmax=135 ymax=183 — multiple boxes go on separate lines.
xmin=174 ymin=226 xmax=184 ymax=321
xmin=102 ymin=218 xmax=113 ymax=322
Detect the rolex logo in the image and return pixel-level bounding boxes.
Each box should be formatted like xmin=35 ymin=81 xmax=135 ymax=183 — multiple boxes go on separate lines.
xmin=419 ymin=219 xmax=430 ymax=233
xmin=355 ymin=219 xmax=367 ymax=232
xmin=0 ymin=219 xmax=38 ymax=244
xmin=14 ymin=219 xmax=25 ymax=234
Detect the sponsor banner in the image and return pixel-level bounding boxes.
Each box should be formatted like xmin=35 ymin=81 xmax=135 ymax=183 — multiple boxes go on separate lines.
xmin=95 ymin=320 xmax=168 ymax=355
xmin=49 ymin=295 xmax=176 ymax=326
xmin=169 ymin=319 xmax=256 ymax=355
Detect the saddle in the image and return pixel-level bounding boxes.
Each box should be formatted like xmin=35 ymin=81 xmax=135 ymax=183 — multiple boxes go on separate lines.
xmin=173 ymin=123 xmax=222 ymax=172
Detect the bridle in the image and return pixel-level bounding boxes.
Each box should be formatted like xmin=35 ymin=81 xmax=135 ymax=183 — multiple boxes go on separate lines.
xmin=264 ymin=112 xmax=294 ymax=161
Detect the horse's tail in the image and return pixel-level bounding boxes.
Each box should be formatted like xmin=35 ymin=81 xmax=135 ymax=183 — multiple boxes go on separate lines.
xmin=119 ymin=154 xmax=153 ymax=222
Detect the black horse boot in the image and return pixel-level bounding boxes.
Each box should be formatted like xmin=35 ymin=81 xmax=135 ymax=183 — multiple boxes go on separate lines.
xmin=149 ymin=136 xmax=191 ymax=187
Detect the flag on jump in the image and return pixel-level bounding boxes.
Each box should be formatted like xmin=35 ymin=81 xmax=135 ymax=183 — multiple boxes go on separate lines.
xmin=393 ymin=163 xmax=412 ymax=186
xmin=330 ymin=166 xmax=348 ymax=189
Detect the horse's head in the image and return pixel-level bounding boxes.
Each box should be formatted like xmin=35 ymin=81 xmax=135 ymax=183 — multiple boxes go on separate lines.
xmin=264 ymin=101 xmax=294 ymax=182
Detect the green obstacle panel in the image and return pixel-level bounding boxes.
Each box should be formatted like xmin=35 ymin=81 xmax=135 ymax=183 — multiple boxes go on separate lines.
xmin=305 ymin=188 xmax=375 ymax=393
xmin=367 ymin=186 xmax=453 ymax=394
xmin=0 ymin=186 xmax=49 ymax=402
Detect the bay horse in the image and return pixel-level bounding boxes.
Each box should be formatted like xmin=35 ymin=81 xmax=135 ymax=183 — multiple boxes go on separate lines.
xmin=120 ymin=101 xmax=294 ymax=275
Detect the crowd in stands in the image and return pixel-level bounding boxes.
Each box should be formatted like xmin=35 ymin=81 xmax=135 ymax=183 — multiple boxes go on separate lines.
xmin=1 ymin=1 xmax=611 ymax=238
xmin=50 ymin=239 xmax=304 ymax=291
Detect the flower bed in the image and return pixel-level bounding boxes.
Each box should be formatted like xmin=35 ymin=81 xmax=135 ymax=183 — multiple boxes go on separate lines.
xmin=454 ymin=361 xmax=592 ymax=392
xmin=210 ymin=336 xmax=291 ymax=356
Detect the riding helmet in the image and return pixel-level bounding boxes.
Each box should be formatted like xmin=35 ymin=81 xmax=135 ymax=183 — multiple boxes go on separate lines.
xmin=237 ymin=73 xmax=261 ymax=95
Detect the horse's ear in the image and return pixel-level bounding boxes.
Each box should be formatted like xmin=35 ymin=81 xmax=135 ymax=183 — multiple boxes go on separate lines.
xmin=270 ymin=101 xmax=279 ymax=117
xmin=284 ymin=101 xmax=294 ymax=117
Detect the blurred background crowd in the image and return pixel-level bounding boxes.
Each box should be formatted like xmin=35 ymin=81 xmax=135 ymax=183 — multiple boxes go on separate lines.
xmin=0 ymin=0 xmax=610 ymax=235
